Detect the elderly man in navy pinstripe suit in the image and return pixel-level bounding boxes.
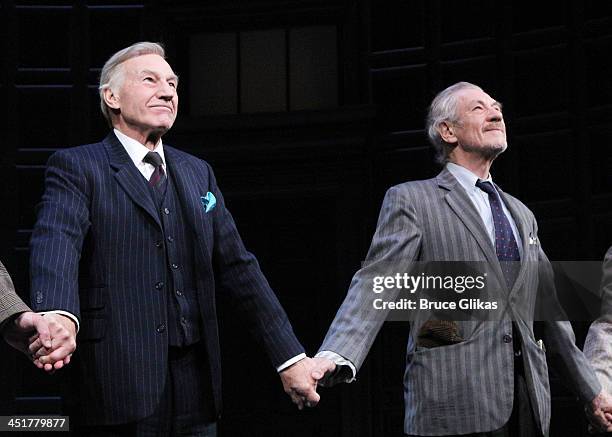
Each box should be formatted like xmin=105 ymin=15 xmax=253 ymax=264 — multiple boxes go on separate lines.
xmin=28 ymin=42 xmax=320 ymax=436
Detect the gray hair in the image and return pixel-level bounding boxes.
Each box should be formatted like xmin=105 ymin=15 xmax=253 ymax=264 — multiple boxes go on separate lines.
xmin=426 ymin=81 xmax=482 ymax=164
xmin=98 ymin=42 xmax=166 ymax=126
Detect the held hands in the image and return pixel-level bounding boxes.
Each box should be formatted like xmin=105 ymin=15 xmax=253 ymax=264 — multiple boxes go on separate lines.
xmin=28 ymin=313 xmax=77 ymax=372
xmin=2 ymin=311 xmax=52 ymax=356
xmin=585 ymin=390 xmax=612 ymax=433
xmin=279 ymin=356 xmax=337 ymax=410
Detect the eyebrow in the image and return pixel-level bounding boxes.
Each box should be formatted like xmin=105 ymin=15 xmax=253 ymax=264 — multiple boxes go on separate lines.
xmin=140 ymin=69 xmax=179 ymax=83
xmin=469 ymin=99 xmax=503 ymax=110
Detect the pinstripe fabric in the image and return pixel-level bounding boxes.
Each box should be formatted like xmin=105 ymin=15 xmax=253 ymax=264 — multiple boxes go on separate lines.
xmin=584 ymin=246 xmax=612 ymax=394
xmin=29 ymin=132 xmax=305 ymax=426
xmin=320 ymin=167 xmax=601 ymax=436
xmin=0 ymin=261 xmax=30 ymax=324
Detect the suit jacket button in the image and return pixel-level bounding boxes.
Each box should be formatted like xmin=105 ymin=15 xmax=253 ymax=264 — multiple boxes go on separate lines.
xmin=156 ymin=324 xmax=166 ymax=333
xmin=155 ymin=241 xmax=163 ymax=248
xmin=163 ymin=208 xmax=170 ymax=215
xmin=35 ymin=291 xmax=43 ymax=304
xmin=155 ymin=281 xmax=164 ymax=290
xmin=503 ymin=334 xmax=512 ymax=343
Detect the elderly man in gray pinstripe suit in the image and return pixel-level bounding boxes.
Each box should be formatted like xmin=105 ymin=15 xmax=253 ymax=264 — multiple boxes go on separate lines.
xmin=311 ymin=82 xmax=612 ymax=436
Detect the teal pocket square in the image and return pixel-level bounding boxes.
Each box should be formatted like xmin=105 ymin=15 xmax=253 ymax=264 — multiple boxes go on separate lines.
xmin=201 ymin=192 xmax=217 ymax=213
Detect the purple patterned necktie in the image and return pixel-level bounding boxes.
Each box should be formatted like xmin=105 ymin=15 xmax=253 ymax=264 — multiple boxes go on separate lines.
xmin=143 ymin=151 xmax=166 ymax=189
xmin=476 ymin=180 xmax=521 ymax=287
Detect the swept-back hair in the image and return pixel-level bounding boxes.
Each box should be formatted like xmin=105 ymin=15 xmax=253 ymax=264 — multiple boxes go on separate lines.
xmin=98 ymin=42 xmax=166 ymax=126
xmin=426 ymin=81 xmax=482 ymax=164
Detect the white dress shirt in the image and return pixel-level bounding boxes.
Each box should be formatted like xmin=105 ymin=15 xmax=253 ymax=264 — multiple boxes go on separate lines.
xmin=113 ymin=129 xmax=167 ymax=180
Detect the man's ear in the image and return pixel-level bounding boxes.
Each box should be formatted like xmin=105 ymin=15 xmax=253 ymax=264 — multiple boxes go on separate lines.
xmin=103 ymin=87 xmax=120 ymax=110
xmin=438 ymin=121 xmax=457 ymax=144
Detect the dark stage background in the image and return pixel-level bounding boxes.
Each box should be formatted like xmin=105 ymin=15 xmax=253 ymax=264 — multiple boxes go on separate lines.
xmin=1 ymin=1 xmax=612 ymax=436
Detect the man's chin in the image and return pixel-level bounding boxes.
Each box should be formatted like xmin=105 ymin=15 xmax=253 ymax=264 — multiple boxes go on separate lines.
xmin=151 ymin=124 xmax=173 ymax=136
xmin=463 ymin=143 xmax=507 ymax=160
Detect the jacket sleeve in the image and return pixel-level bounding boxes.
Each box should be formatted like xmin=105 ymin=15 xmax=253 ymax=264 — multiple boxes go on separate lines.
xmin=319 ymin=185 xmax=422 ymax=375
xmin=0 ymin=261 xmax=30 ymax=326
xmin=584 ymin=246 xmax=612 ymax=394
xmin=29 ymin=150 xmax=91 ymax=320
xmin=538 ymin=246 xmax=602 ymax=403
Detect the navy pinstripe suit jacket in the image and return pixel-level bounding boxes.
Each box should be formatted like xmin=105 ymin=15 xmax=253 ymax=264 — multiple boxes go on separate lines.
xmin=29 ymin=132 xmax=304 ymax=425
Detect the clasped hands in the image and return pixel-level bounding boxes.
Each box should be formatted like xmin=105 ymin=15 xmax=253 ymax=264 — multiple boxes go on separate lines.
xmin=2 ymin=312 xmax=76 ymax=372
xmin=279 ymin=356 xmax=337 ymax=410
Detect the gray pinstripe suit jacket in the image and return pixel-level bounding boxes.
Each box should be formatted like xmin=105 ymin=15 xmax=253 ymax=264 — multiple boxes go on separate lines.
xmin=320 ymin=167 xmax=600 ymax=436
xmin=584 ymin=246 xmax=612 ymax=394
xmin=0 ymin=261 xmax=30 ymax=325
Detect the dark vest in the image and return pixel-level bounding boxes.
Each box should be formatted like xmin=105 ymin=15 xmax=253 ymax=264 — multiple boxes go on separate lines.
xmin=147 ymin=174 xmax=202 ymax=347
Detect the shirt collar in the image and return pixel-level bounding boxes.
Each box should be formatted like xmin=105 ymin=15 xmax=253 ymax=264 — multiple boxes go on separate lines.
xmin=113 ymin=128 xmax=166 ymax=168
xmin=446 ymin=162 xmax=493 ymax=193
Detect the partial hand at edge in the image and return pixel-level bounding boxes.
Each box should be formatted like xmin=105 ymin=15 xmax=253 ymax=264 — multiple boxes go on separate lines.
xmin=585 ymin=390 xmax=612 ymax=433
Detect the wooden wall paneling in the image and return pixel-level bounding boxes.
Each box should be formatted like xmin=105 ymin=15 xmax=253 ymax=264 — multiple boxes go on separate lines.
xmin=371 ymin=65 xmax=429 ymax=132
xmin=514 ymin=131 xmax=575 ymax=204
xmin=3 ymin=1 xmax=611 ymax=435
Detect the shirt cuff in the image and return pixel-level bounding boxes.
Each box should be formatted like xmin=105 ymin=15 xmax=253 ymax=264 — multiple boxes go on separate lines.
xmin=276 ymin=353 xmax=307 ymax=373
xmin=40 ymin=310 xmax=80 ymax=333
xmin=316 ymin=350 xmax=357 ymax=383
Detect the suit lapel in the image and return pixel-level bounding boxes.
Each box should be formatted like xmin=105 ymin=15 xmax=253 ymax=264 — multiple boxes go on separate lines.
xmin=437 ymin=168 xmax=507 ymax=287
xmin=164 ymin=147 xmax=208 ymax=236
xmin=104 ymin=132 xmax=162 ymax=229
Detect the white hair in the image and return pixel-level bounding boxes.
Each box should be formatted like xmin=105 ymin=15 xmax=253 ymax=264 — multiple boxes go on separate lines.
xmin=98 ymin=42 xmax=166 ymax=126
xmin=426 ymin=81 xmax=483 ymax=164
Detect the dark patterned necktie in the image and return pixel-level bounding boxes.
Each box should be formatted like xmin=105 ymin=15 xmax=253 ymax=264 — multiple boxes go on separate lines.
xmin=476 ymin=180 xmax=521 ymax=287
xmin=143 ymin=151 xmax=166 ymax=189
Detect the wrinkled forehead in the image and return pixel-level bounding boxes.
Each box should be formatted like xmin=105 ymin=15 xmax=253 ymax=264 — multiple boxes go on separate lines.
xmin=122 ymin=54 xmax=177 ymax=78
xmin=455 ymin=87 xmax=498 ymax=108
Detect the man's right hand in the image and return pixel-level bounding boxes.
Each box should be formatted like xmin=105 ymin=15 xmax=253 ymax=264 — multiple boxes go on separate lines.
xmin=29 ymin=313 xmax=77 ymax=372
xmin=2 ymin=311 xmax=51 ymax=356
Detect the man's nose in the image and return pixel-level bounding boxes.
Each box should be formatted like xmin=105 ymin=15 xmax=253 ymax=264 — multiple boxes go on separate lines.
xmin=157 ymin=82 xmax=176 ymax=100
xmin=486 ymin=108 xmax=502 ymax=122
